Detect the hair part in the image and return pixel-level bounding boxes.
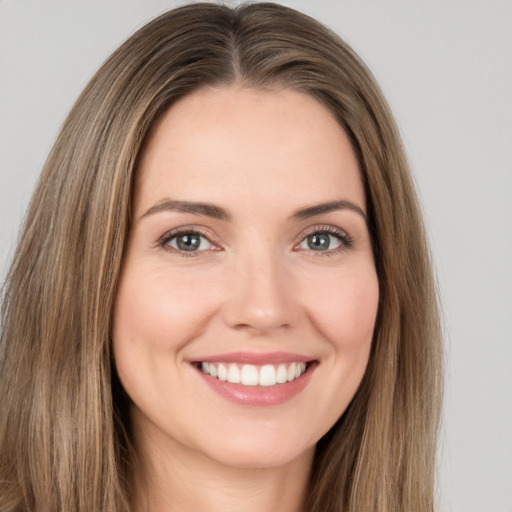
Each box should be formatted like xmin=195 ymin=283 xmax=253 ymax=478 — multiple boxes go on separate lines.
xmin=0 ymin=3 xmax=442 ymax=511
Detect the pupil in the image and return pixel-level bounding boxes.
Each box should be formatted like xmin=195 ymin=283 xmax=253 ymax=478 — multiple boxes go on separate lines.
xmin=308 ymin=233 xmax=329 ymax=250
xmin=177 ymin=234 xmax=200 ymax=251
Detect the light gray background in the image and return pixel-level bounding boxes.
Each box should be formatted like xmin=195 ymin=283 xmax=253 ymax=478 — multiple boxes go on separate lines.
xmin=1 ymin=1 xmax=511 ymax=511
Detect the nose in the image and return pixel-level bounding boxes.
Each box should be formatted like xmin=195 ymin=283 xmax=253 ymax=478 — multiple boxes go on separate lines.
xmin=221 ymin=249 xmax=297 ymax=335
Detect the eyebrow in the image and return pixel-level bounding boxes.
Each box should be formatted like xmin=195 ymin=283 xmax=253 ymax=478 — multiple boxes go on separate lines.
xmin=141 ymin=199 xmax=230 ymax=221
xmin=291 ymin=200 xmax=367 ymax=222
xmin=140 ymin=198 xmax=366 ymax=223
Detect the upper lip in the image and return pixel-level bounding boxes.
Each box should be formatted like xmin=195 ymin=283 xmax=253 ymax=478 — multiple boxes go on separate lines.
xmin=191 ymin=351 xmax=315 ymax=365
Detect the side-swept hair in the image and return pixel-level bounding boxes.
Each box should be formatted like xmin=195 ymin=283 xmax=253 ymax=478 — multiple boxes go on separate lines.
xmin=0 ymin=3 xmax=442 ymax=511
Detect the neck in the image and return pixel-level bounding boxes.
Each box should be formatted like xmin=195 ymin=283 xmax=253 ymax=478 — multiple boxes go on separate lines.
xmin=130 ymin=420 xmax=314 ymax=512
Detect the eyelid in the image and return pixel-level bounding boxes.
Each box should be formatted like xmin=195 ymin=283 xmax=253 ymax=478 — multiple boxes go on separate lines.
xmin=156 ymin=223 xmax=353 ymax=257
xmin=157 ymin=225 xmax=221 ymax=255
xmin=293 ymin=224 xmax=353 ymax=253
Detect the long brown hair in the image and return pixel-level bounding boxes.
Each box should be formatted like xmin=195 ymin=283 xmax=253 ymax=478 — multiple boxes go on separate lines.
xmin=0 ymin=3 xmax=442 ymax=511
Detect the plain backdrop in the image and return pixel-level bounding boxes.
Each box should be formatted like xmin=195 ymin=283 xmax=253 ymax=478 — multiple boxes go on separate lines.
xmin=1 ymin=1 xmax=511 ymax=511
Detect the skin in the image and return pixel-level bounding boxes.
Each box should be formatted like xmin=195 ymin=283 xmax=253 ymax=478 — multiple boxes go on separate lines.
xmin=113 ymin=86 xmax=379 ymax=512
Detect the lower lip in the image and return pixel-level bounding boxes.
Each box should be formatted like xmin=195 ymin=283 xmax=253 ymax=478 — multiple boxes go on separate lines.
xmin=194 ymin=364 xmax=316 ymax=407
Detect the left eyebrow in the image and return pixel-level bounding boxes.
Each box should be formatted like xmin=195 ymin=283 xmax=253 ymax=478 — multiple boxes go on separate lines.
xmin=290 ymin=200 xmax=367 ymax=222
xmin=140 ymin=199 xmax=231 ymax=221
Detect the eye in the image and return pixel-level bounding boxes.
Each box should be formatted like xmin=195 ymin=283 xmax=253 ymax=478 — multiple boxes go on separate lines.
xmin=297 ymin=228 xmax=351 ymax=253
xmin=299 ymin=232 xmax=341 ymax=251
xmin=164 ymin=231 xmax=214 ymax=253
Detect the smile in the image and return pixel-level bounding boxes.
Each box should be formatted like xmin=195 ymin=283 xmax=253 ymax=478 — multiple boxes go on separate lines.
xmin=192 ymin=352 xmax=317 ymax=406
xmin=200 ymin=362 xmax=307 ymax=387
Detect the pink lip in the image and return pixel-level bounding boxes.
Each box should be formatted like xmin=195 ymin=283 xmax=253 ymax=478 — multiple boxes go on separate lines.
xmin=191 ymin=351 xmax=313 ymax=365
xmin=192 ymin=358 xmax=318 ymax=407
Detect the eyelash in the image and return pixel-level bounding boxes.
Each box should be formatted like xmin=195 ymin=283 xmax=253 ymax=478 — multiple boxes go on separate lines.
xmin=157 ymin=225 xmax=353 ymax=257
xmin=295 ymin=225 xmax=353 ymax=256
xmin=158 ymin=227 xmax=218 ymax=258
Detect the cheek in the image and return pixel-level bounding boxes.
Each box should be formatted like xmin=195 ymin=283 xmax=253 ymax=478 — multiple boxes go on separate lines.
xmin=298 ymin=265 xmax=379 ymax=428
xmin=113 ymin=265 xmax=219 ymax=354
xmin=301 ymin=265 xmax=379 ymax=351
xmin=111 ymin=264 xmax=220 ymax=416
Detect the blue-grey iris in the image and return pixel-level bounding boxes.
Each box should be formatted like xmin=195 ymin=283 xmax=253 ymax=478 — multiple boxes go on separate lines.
xmin=307 ymin=233 xmax=330 ymax=251
xmin=176 ymin=234 xmax=201 ymax=251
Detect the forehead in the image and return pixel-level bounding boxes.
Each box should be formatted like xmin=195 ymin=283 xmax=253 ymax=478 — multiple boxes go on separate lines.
xmin=135 ymin=86 xmax=365 ymax=215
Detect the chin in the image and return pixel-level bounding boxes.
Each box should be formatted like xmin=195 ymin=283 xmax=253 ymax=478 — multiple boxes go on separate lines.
xmin=202 ymin=437 xmax=315 ymax=471
xmin=184 ymin=418 xmax=319 ymax=471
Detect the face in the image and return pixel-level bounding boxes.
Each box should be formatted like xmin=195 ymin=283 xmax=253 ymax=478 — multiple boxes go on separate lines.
xmin=113 ymin=86 xmax=379 ymax=471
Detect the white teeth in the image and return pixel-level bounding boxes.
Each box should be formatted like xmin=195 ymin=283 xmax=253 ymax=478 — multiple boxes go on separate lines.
xmin=241 ymin=364 xmax=259 ymax=386
xmin=287 ymin=363 xmax=296 ymax=382
xmin=227 ymin=364 xmax=241 ymax=383
xmin=217 ymin=363 xmax=228 ymax=381
xmin=259 ymin=365 xmax=276 ymax=386
xmin=276 ymin=364 xmax=288 ymax=383
xmin=199 ymin=361 xmax=308 ymax=387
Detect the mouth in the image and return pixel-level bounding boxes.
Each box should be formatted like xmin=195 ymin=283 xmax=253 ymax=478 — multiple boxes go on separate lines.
xmin=195 ymin=361 xmax=310 ymax=387
xmin=190 ymin=352 xmax=317 ymax=406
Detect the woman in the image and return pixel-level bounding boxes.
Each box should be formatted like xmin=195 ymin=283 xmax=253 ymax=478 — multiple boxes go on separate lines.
xmin=0 ymin=3 xmax=442 ymax=511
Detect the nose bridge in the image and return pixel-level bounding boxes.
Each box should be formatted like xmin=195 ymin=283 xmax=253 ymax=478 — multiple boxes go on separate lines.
xmin=222 ymin=242 xmax=295 ymax=333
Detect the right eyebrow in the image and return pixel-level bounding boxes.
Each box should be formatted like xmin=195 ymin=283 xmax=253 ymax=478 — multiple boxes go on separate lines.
xmin=140 ymin=199 xmax=231 ymax=221
xmin=291 ymin=199 xmax=367 ymax=223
